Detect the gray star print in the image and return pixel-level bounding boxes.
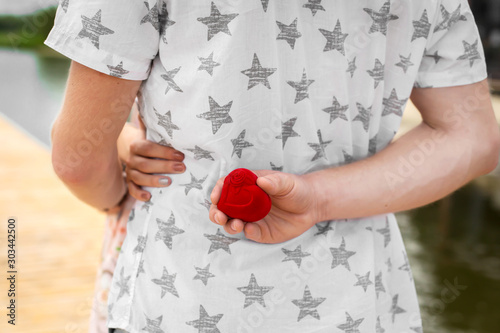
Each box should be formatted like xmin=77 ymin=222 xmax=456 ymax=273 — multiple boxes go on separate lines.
xmin=292 ymin=285 xmax=326 ymax=321
xmin=314 ymin=220 xmax=333 ymax=236
xmin=61 ymin=0 xmax=69 ymax=13
xmin=386 ymin=258 xmax=392 ymax=272
xmin=457 ymin=39 xmax=481 ymax=67
xmin=395 ymin=54 xmax=414 ymax=73
xmin=241 ymin=53 xmax=277 ymax=90
xmin=390 ymin=294 xmax=406 ymax=323
xmin=369 ymin=134 xmax=378 ymax=156
xmin=330 ymin=236 xmax=356 ymax=271
xmin=375 ymin=272 xmax=386 ymax=298
xmin=108 ymin=303 xmax=114 ymax=321
xmin=152 ymin=266 xmax=179 ymax=298
xmin=367 ymin=58 xmax=384 ymax=88
xmin=143 ymin=314 xmax=165 ymax=333
xmin=133 ymin=235 xmax=148 ymax=254
xmin=141 ymin=2 xmax=160 ymax=31
xmin=382 ymin=89 xmax=408 ymax=117
xmin=193 ymin=264 xmax=216 ymax=286
xmin=398 ymin=251 xmax=413 ymax=281
xmin=115 ymin=267 xmax=131 ymax=300
xmin=353 ymin=103 xmax=372 ymax=132
xmin=323 ymin=96 xmax=349 ymax=123
xmin=200 ymin=199 xmax=212 ymax=211
xmin=155 ymin=213 xmax=185 ymax=250
xmin=282 ymin=245 xmax=311 ymax=268
xmin=276 ymin=18 xmax=302 ymax=49
xmin=197 ymin=2 xmax=239 ymax=41
xmin=346 ymin=57 xmax=357 ymax=78
xmin=157 ymin=134 xmax=172 ymax=147
xmin=364 ymin=1 xmax=399 ymax=36
xmin=307 ymin=129 xmax=332 ymax=161
xmin=343 ymin=150 xmax=354 ymax=164
xmin=204 ymin=229 xmax=240 ymax=254
xmin=231 ymin=130 xmax=254 ymax=158
xmin=287 ymin=68 xmax=314 ymax=104
xmin=276 ymin=117 xmax=300 ymax=149
xmin=76 ymin=10 xmax=114 ymax=49
xmin=155 ymin=109 xmax=180 ymax=139
xmin=434 ymin=4 xmax=467 ymax=33
xmin=186 ymin=145 xmax=215 ymax=161
xmin=412 ymin=10 xmax=431 ymax=41
xmin=142 ymin=199 xmax=153 ymax=213
xmin=180 ymin=173 xmax=207 ymax=195
xmin=197 ymin=96 xmax=233 ymax=134
xmin=319 ymin=19 xmax=348 ymax=55
xmin=354 ymin=271 xmax=373 ymax=292
xmin=426 ymin=50 xmax=442 ymax=64
xmin=337 ymin=312 xmax=364 ymax=333
xmin=376 ymin=316 xmax=385 ymax=333
xmin=128 ymin=208 xmax=135 ymax=222
xmin=261 ymin=0 xmax=270 ymax=12
xmin=411 ymin=326 xmax=423 ymax=333
xmin=376 ymin=217 xmax=391 ymax=247
xmin=198 ymin=52 xmax=220 ymax=76
xmin=159 ymin=2 xmax=175 ymax=44
xmin=160 ymin=67 xmax=183 ymax=95
xmin=186 ymin=305 xmax=223 ymax=332
xmin=137 ymin=259 xmax=145 ymax=277
xmin=270 ymin=162 xmax=283 ymax=171
xmin=303 ymin=0 xmax=325 ymax=16
xmin=238 ymin=273 xmax=274 ymax=308
xmin=107 ymin=61 xmax=129 ymax=78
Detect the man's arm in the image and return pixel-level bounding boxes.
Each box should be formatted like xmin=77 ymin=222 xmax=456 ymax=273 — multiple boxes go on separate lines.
xmin=51 ymin=61 xmax=142 ymax=211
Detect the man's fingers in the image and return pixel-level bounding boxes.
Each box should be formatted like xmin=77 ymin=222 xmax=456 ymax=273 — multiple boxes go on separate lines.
xmin=130 ymin=139 xmax=185 ymax=161
xmin=127 ymin=181 xmax=151 ymax=201
xmin=210 ymin=177 xmax=225 ymax=205
xmin=257 ymin=172 xmax=294 ymax=197
xmin=224 ymin=219 xmax=245 ymax=234
xmin=209 ymin=204 xmax=229 ymax=226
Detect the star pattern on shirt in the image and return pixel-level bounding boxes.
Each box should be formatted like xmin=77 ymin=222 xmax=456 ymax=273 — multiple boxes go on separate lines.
xmin=180 ymin=173 xmax=207 ymax=195
xmin=376 ymin=316 xmax=385 ymax=333
xmin=193 ymin=264 xmax=216 ymax=286
xmin=198 ymin=52 xmax=220 ymax=76
xmin=363 ymin=1 xmax=399 ymax=36
xmin=353 ymin=103 xmax=372 ymax=132
xmin=457 ymin=39 xmax=481 ymax=67
xmin=343 ymin=150 xmax=354 ymax=164
xmin=141 ymin=2 xmax=160 ymax=31
xmin=237 ymin=273 xmax=274 ymax=308
xmin=382 ymin=89 xmax=407 ymax=117
xmin=322 ymin=96 xmax=349 ymax=123
xmin=434 ymin=4 xmax=467 ymax=33
xmin=395 ymin=54 xmax=414 ymax=73
xmin=186 ymin=305 xmax=223 ymax=332
xmin=261 ymin=0 xmax=270 ymax=12
xmin=143 ymin=314 xmax=165 ymax=333
xmin=412 ymin=10 xmax=431 ymax=41
xmin=61 ymin=0 xmax=69 ymax=13
xmin=137 ymin=259 xmax=145 ymax=277
xmin=204 ymin=229 xmax=240 ymax=254
xmin=159 ymin=2 xmax=175 ymax=44
xmin=76 ymin=10 xmax=114 ymax=49
xmin=425 ymin=50 xmax=442 ymax=64
xmin=367 ymin=59 xmax=385 ymax=88
xmin=200 ymin=199 xmax=212 ymax=211
xmin=241 ymin=53 xmax=277 ymax=90
xmin=330 ymin=237 xmax=356 ymax=271
xmin=346 ymin=57 xmax=357 ymax=78
xmin=186 ymin=145 xmax=215 ymax=161
xmin=287 ymin=68 xmax=315 ymax=104
xmin=276 ymin=18 xmax=302 ymax=49
xmin=270 ymin=162 xmax=283 ymax=171
xmin=133 ymin=235 xmax=148 ymax=254
xmin=376 ymin=217 xmax=391 ymax=247
xmin=160 ymin=67 xmax=183 ymax=95
xmin=282 ymin=245 xmax=311 ymax=268
xmin=231 ymin=130 xmax=254 ymax=158
xmin=308 ymin=129 xmax=332 ymax=161
xmin=128 ymin=208 xmax=135 ymax=223
xmin=354 ymin=271 xmax=373 ymax=292
xmin=154 ymin=213 xmax=185 ymax=250
xmin=292 ymin=285 xmax=326 ymax=321
xmin=197 ymin=96 xmax=234 ymax=134
xmin=337 ymin=312 xmax=364 ymax=333
xmin=368 ymin=134 xmax=378 ymax=156
xmin=115 ymin=267 xmax=131 ymax=300
xmin=314 ymin=220 xmax=334 ymax=236
xmin=319 ymin=19 xmax=348 ymax=55
xmin=398 ymin=251 xmax=413 ymax=281
xmin=411 ymin=326 xmax=423 ymax=333
xmin=390 ymin=294 xmax=406 ymax=323
xmin=276 ymin=117 xmax=300 ymax=149
xmin=155 ymin=109 xmax=180 ymax=139
xmin=375 ymin=272 xmax=386 ymax=298
xmin=152 ymin=266 xmax=179 ymax=298
xmin=303 ymin=0 xmax=325 ymax=16
xmin=108 ymin=303 xmax=114 ymax=322
xmin=198 ymin=2 xmax=239 ymax=41
xmin=142 ymin=198 xmax=154 ymax=213
xmin=107 ymin=61 xmax=129 ymax=78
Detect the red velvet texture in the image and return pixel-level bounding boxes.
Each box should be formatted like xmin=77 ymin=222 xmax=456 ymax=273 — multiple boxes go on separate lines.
xmin=217 ymin=168 xmax=272 ymax=222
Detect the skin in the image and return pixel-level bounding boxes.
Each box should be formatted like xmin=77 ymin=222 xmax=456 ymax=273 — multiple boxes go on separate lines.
xmin=53 ymin=62 xmax=500 ymax=244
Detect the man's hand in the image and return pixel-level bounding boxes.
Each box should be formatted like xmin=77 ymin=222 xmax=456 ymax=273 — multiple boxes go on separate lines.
xmin=209 ymin=170 xmax=319 ymax=244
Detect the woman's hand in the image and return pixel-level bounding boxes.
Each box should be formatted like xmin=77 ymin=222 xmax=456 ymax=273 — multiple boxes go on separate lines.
xmin=209 ymin=170 xmax=320 ymax=244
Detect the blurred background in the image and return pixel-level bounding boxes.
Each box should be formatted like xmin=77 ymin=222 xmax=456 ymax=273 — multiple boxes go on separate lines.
xmin=0 ymin=1 xmax=499 ymax=332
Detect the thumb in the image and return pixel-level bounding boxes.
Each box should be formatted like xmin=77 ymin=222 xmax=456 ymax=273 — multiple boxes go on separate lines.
xmin=257 ymin=172 xmax=294 ymax=197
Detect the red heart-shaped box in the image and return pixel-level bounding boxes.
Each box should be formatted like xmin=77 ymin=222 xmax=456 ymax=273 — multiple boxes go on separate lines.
xmin=217 ymin=168 xmax=272 ymax=222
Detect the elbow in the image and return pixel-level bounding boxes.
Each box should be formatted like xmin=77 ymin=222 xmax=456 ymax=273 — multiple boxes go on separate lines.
xmin=477 ymin=125 xmax=500 ymax=175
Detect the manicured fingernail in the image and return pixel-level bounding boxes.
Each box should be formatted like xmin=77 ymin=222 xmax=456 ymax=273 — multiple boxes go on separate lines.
xmin=231 ymin=222 xmax=237 ymax=231
xmin=173 ymin=152 xmax=184 ymax=160
xmin=215 ymin=214 xmax=220 ymax=224
xmin=174 ymin=163 xmax=185 ymax=172
xmin=159 ymin=177 xmax=170 ymax=186
xmin=141 ymin=193 xmax=150 ymax=201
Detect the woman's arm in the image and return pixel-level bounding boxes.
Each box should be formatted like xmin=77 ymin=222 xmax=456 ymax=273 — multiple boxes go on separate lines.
xmin=51 ymin=61 xmax=142 ymax=211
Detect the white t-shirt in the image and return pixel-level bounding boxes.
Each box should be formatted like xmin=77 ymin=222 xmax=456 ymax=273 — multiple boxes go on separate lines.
xmin=46 ymin=0 xmax=487 ymax=332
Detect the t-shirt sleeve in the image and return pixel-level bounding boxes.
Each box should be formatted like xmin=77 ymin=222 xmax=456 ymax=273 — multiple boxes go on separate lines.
xmin=414 ymin=0 xmax=488 ymax=88
xmin=44 ymin=0 xmax=163 ymax=80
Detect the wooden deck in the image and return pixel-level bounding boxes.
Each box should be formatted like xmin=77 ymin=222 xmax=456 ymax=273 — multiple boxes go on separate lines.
xmin=0 ymin=95 xmax=499 ymax=333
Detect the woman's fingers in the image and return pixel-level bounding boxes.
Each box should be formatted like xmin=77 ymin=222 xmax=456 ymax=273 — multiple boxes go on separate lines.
xmin=130 ymin=139 xmax=185 ymax=161
xmin=127 ymin=180 xmax=151 ymax=202
xmin=127 ymin=155 xmax=185 ymax=174
xmin=126 ymin=168 xmax=172 ymax=188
